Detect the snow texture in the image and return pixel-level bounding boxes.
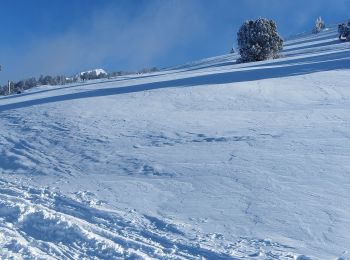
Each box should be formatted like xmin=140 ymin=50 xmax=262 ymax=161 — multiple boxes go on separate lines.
xmin=0 ymin=25 xmax=350 ymax=259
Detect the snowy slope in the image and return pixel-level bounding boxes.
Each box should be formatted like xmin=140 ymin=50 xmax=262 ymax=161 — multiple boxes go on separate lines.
xmin=0 ymin=26 xmax=350 ymax=259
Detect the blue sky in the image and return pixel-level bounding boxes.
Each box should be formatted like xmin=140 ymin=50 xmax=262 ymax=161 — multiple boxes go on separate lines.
xmin=1 ymin=0 xmax=349 ymax=84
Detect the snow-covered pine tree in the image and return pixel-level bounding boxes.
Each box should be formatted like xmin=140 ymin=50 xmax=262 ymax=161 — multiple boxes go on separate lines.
xmin=237 ymin=18 xmax=283 ymax=63
xmin=312 ymin=17 xmax=325 ymax=34
xmin=338 ymin=22 xmax=350 ymax=41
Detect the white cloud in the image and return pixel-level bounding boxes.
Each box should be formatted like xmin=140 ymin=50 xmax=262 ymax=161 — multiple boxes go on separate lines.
xmin=0 ymin=0 xmax=205 ymax=84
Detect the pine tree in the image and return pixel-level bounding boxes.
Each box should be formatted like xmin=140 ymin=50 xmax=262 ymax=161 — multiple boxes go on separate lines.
xmin=313 ymin=17 xmax=325 ymax=34
xmin=338 ymin=22 xmax=350 ymax=41
xmin=237 ymin=18 xmax=283 ymax=63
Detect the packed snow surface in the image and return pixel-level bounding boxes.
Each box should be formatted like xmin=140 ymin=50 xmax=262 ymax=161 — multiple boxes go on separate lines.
xmin=0 ymin=27 xmax=350 ymax=259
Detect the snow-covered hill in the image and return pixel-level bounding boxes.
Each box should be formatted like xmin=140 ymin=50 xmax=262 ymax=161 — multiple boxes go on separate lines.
xmin=79 ymin=68 xmax=107 ymax=76
xmin=0 ymin=26 xmax=350 ymax=259
xmin=73 ymin=68 xmax=107 ymax=81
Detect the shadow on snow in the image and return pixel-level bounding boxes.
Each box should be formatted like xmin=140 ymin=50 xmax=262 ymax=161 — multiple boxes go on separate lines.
xmin=0 ymin=50 xmax=350 ymax=113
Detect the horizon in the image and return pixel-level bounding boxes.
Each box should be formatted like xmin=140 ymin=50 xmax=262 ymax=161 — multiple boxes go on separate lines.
xmin=0 ymin=0 xmax=349 ymax=85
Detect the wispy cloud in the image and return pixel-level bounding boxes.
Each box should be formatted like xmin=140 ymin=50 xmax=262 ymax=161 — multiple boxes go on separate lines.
xmin=1 ymin=0 xmax=349 ymax=85
xmin=0 ymin=0 xmax=205 ymax=83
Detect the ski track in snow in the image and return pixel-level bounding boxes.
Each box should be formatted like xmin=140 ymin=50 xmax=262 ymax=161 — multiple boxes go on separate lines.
xmin=0 ymin=26 xmax=350 ymax=259
xmin=0 ymin=179 xmax=302 ymax=259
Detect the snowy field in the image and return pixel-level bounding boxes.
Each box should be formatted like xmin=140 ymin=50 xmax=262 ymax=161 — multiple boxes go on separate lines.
xmin=0 ymin=27 xmax=350 ymax=259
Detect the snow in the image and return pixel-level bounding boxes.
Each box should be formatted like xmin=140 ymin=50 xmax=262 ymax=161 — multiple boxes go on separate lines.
xmin=76 ymin=68 xmax=107 ymax=79
xmin=0 ymin=26 xmax=350 ymax=259
xmin=79 ymin=68 xmax=107 ymax=76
